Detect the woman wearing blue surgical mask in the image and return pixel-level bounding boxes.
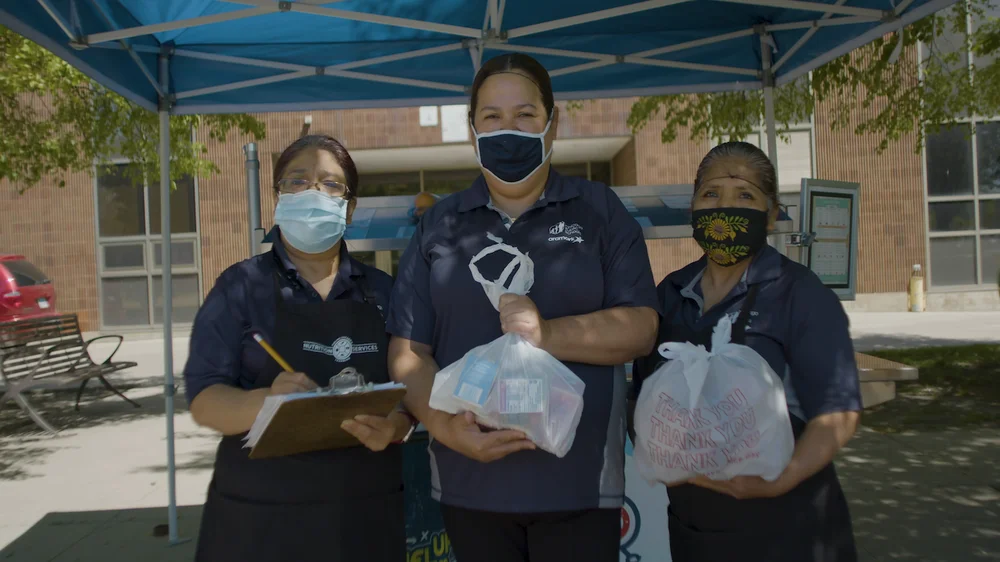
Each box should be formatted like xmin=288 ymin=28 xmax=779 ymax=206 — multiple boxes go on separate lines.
xmin=183 ymin=135 xmax=416 ymax=562
xmin=387 ymin=54 xmax=660 ymax=562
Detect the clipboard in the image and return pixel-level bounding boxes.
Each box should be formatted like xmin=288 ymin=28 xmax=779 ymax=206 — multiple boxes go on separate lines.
xmin=246 ymin=385 xmax=407 ymax=459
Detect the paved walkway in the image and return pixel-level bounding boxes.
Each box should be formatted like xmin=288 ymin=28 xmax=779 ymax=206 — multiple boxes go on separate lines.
xmin=839 ymin=427 xmax=999 ymax=561
xmin=848 ymin=311 xmax=1000 ymax=351
xmin=0 ymin=312 xmax=997 ymax=561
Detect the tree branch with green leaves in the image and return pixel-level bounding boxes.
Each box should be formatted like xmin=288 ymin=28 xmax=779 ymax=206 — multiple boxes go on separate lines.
xmin=0 ymin=26 xmax=266 ymax=193
xmin=627 ymin=0 xmax=999 ymax=153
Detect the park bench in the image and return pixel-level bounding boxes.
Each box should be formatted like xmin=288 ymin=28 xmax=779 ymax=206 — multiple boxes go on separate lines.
xmin=854 ymin=352 xmax=918 ymax=408
xmin=0 ymin=313 xmax=139 ymax=433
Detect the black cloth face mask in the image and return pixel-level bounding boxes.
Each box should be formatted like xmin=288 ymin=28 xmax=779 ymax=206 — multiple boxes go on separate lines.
xmin=690 ymin=207 xmax=769 ymax=267
xmin=473 ymin=118 xmax=553 ymax=184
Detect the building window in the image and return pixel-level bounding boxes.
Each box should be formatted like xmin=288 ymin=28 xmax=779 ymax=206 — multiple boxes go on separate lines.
xmin=552 ymin=161 xmax=613 ymax=184
xmin=589 ymin=162 xmax=612 ymax=186
xmin=920 ymin=5 xmax=1000 ymax=288
xmin=97 ymin=164 xmax=146 ymax=237
xmin=358 ymin=171 xmax=421 ymax=197
xmin=357 ymin=161 xmax=613 ymax=201
xmin=723 ymin=128 xmax=816 ymax=194
xmin=95 ymin=163 xmax=202 ymax=328
xmin=924 ymin=122 xmax=1000 ymax=287
xmin=422 ymin=169 xmax=481 ymax=195
xmin=351 ymin=250 xmax=403 ymax=275
xmin=552 ymin=162 xmax=588 ymax=179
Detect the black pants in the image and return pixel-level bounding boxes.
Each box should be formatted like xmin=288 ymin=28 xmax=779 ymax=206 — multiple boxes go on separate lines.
xmin=440 ymin=504 xmax=620 ymax=562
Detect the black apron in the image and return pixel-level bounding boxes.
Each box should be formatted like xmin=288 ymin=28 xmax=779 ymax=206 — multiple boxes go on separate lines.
xmin=659 ymin=285 xmax=859 ymax=562
xmin=195 ymin=268 xmax=405 ymax=562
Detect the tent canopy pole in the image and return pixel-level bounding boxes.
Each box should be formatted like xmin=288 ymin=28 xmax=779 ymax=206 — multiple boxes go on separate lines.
xmin=761 ymin=31 xmax=779 ymax=179
xmin=158 ymin=47 xmax=180 ymax=546
xmin=760 ymin=30 xmax=789 ymax=257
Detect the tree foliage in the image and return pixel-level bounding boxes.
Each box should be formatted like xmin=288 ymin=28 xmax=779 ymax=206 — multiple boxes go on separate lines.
xmin=0 ymin=26 xmax=266 ymax=192
xmin=627 ymin=0 xmax=1000 ymax=152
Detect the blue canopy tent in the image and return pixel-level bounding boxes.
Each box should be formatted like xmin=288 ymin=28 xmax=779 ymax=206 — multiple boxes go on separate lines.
xmin=1 ymin=0 xmax=956 ymax=544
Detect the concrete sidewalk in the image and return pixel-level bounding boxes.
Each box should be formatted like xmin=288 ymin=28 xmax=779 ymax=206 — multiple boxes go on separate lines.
xmin=3 ymin=423 xmax=996 ymax=561
xmin=838 ymin=427 xmax=1000 ymax=561
xmin=0 ymin=312 xmax=997 ymax=561
xmin=848 ymin=311 xmax=1000 ymax=351
xmin=0 ymin=384 xmax=216 ymax=553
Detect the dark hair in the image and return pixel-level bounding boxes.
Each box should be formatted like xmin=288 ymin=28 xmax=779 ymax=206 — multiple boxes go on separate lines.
xmin=694 ymin=141 xmax=779 ymax=209
xmin=469 ymin=53 xmax=555 ymax=121
xmin=272 ymin=134 xmax=360 ymax=200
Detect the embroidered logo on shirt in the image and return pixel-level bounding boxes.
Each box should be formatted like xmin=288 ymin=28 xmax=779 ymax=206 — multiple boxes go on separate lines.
xmin=548 ymin=221 xmax=584 ymax=244
xmin=302 ymin=336 xmax=379 ymax=362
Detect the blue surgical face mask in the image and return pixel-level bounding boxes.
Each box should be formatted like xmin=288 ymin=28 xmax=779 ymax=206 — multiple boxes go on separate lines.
xmin=273 ymin=190 xmax=349 ymax=254
xmin=473 ymin=118 xmax=554 ymax=185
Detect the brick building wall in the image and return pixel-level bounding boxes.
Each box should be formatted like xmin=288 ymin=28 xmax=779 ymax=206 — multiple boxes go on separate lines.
xmin=0 ymin=172 xmax=100 ymax=330
xmin=812 ymin=48 xmax=926 ymax=296
xmin=196 ymin=98 xmax=706 ymax=290
xmin=199 ymin=106 xmax=470 ymax=289
xmin=814 ymin=98 xmax=926 ymax=295
xmin=628 ymin=114 xmax=711 ymax=284
xmin=0 ymin=89 xmax=931 ymax=330
xmin=611 ymin=139 xmax=638 ymax=187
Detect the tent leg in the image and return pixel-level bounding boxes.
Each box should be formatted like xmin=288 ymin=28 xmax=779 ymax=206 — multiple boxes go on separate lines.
xmin=245 ymin=143 xmax=263 ymax=258
xmin=159 ymin=51 xmax=181 ymax=546
xmin=763 ymin=87 xmax=778 ymax=170
xmin=760 ymin=32 xmax=788 ymax=258
xmin=760 ymin=33 xmax=778 ymax=183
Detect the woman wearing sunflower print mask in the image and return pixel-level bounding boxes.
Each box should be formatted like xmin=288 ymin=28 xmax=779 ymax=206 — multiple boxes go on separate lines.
xmin=629 ymin=141 xmax=862 ymax=562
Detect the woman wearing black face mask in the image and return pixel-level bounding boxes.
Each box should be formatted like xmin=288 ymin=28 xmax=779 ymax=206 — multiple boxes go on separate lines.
xmin=629 ymin=142 xmax=862 ymax=562
xmin=387 ymin=53 xmax=660 ymax=562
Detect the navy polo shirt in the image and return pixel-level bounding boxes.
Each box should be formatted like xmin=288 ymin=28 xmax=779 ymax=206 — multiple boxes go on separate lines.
xmin=183 ymin=226 xmax=393 ymax=404
xmin=387 ymin=170 xmax=660 ymax=513
xmin=632 ymin=245 xmax=862 ymax=424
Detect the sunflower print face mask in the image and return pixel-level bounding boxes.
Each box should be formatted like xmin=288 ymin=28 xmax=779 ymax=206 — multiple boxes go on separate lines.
xmin=691 ymin=208 xmax=769 ymax=267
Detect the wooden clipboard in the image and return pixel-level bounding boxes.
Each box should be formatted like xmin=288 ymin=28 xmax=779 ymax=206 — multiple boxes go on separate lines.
xmin=248 ymin=387 xmax=407 ymax=459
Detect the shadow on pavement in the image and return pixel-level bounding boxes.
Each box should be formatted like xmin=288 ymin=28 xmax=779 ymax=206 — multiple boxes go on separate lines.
xmin=852 ymin=334 xmax=998 ymax=352
xmin=0 ymin=505 xmax=202 ymax=562
xmin=132 ymin=446 xmax=217 ymax=475
xmin=838 ymin=427 xmax=1000 ymax=562
xmin=0 ymin=376 xmax=190 ymax=481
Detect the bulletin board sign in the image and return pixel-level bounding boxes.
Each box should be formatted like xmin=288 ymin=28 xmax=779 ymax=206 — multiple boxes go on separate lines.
xmin=799 ymin=179 xmax=861 ymax=301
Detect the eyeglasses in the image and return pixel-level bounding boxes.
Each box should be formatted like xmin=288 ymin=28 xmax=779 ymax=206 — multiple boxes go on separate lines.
xmin=277 ymin=178 xmax=350 ymax=197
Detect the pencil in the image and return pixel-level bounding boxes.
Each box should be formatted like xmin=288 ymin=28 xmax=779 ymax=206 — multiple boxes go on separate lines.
xmin=252 ymin=333 xmax=296 ymax=373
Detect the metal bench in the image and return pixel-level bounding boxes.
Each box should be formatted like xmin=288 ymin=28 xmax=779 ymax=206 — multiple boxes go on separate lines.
xmin=0 ymin=314 xmax=139 ymax=433
xmin=855 ymin=352 xmax=918 ymax=408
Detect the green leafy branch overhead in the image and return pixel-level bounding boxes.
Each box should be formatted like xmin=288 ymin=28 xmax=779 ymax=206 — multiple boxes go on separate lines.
xmin=627 ymin=0 xmax=1000 ymax=153
xmin=0 ymin=26 xmax=265 ymax=192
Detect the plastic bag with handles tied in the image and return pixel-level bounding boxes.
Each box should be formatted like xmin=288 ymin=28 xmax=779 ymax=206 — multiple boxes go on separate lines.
xmin=633 ymin=314 xmax=795 ymax=484
xmin=429 ymin=235 xmax=586 ymax=458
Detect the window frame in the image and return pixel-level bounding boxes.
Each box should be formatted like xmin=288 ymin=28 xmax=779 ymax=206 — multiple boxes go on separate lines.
xmin=919 ymin=7 xmax=1000 ymax=289
xmin=92 ymin=158 xmax=204 ymax=330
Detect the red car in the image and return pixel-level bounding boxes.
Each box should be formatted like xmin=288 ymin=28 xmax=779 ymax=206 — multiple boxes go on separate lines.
xmin=0 ymin=255 xmax=57 ymax=323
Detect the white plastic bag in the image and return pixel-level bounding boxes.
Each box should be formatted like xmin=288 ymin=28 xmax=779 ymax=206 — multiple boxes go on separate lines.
xmin=428 ymin=236 xmax=586 ymax=458
xmin=634 ymin=315 xmax=794 ymax=483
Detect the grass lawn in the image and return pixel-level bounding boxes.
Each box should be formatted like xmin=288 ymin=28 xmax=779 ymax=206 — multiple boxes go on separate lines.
xmin=863 ymin=344 xmax=1000 ymax=433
